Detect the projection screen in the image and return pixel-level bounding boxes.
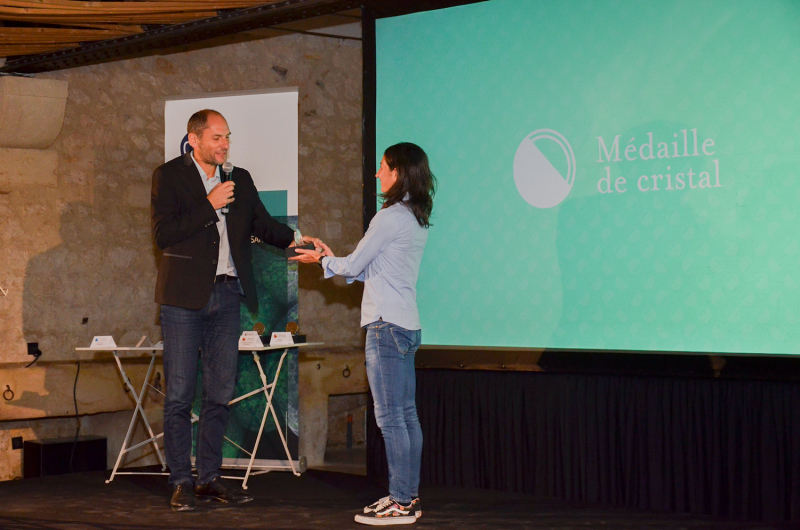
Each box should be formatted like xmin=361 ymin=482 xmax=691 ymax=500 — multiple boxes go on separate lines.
xmin=376 ymin=0 xmax=800 ymax=354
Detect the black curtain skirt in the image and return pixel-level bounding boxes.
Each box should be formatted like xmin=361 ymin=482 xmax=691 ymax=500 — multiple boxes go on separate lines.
xmin=367 ymin=369 xmax=800 ymax=523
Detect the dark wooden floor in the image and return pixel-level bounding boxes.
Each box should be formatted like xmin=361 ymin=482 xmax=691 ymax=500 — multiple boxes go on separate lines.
xmin=0 ymin=469 xmax=793 ymax=530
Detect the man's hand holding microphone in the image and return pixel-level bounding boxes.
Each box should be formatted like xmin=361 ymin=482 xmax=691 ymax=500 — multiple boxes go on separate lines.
xmin=208 ymin=161 xmax=235 ymax=212
xmin=207 ymin=180 xmax=235 ymax=211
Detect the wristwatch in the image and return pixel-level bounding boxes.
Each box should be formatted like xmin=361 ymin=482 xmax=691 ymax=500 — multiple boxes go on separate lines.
xmin=317 ymin=255 xmax=325 ymax=268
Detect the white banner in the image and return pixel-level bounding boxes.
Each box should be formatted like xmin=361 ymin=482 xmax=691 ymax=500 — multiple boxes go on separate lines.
xmin=164 ymin=88 xmax=299 ymax=216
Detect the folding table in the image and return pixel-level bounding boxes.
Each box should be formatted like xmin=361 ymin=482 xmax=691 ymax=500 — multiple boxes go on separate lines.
xmin=76 ymin=339 xmax=321 ymax=489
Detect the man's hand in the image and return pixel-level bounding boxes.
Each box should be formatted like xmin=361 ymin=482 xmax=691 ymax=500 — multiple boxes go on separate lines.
xmin=207 ymin=181 xmax=235 ymax=210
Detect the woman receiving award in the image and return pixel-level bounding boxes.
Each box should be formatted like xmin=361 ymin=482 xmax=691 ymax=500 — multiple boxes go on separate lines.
xmin=291 ymin=142 xmax=436 ymax=526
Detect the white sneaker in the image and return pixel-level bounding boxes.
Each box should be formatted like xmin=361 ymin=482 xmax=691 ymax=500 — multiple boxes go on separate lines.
xmin=354 ymin=497 xmax=416 ymax=526
xmin=365 ymin=496 xmax=421 ymax=518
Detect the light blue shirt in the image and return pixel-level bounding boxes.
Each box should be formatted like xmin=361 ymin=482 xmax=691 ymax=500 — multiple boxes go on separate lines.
xmin=192 ymin=154 xmax=237 ymax=277
xmin=322 ymin=201 xmax=428 ymax=330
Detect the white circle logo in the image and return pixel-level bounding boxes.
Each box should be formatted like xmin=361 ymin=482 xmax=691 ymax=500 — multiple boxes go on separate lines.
xmin=513 ymin=129 xmax=576 ymax=208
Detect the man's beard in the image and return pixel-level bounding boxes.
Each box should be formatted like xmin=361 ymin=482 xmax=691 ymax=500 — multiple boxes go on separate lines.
xmin=198 ymin=147 xmax=224 ymax=166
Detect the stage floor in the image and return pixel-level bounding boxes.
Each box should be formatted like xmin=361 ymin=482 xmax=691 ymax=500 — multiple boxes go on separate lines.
xmin=0 ymin=469 xmax=792 ymax=530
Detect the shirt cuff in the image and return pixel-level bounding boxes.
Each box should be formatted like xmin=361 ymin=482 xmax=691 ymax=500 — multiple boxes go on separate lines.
xmin=321 ymin=257 xmax=335 ymax=279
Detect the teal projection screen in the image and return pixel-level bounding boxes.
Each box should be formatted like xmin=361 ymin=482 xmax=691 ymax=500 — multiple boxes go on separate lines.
xmin=375 ymin=0 xmax=800 ymax=354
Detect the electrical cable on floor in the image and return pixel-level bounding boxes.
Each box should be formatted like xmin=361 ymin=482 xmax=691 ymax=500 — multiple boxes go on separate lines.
xmin=69 ymin=360 xmax=81 ymax=474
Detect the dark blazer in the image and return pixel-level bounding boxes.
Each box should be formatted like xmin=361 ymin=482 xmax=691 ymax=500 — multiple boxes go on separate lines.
xmin=151 ymin=152 xmax=294 ymax=312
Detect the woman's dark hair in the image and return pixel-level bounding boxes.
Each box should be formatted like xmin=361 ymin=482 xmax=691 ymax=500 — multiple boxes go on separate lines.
xmin=381 ymin=142 xmax=437 ymax=228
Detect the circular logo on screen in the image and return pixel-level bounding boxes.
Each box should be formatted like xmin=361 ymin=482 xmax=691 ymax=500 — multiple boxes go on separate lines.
xmin=180 ymin=134 xmax=193 ymax=154
xmin=513 ymin=129 xmax=576 ymax=208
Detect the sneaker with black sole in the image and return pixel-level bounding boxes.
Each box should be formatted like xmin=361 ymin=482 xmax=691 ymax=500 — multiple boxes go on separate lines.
xmin=354 ymin=497 xmax=416 ymax=525
xmin=365 ymin=497 xmax=421 ymax=519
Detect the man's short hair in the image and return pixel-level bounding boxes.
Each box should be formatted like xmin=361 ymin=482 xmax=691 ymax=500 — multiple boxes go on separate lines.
xmin=187 ymin=109 xmax=223 ymax=137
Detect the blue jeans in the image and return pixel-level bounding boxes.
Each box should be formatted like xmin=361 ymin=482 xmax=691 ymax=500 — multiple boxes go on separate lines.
xmin=160 ymin=281 xmax=240 ymax=486
xmin=365 ymin=320 xmax=423 ymax=505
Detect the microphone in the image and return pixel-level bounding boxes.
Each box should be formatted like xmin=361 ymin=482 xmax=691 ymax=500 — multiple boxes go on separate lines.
xmin=221 ymin=161 xmax=233 ymax=214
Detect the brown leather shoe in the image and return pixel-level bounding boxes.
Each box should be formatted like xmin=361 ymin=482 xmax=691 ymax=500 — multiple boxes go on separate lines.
xmin=194 ymin=476 xmax=254 ymax=504
xmin=170 ymin=483 xmax=196 ymax=512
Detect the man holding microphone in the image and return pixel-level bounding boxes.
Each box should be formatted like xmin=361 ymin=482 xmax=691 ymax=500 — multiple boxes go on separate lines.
xmin=151 ymin=109 xmax=317 ymax=511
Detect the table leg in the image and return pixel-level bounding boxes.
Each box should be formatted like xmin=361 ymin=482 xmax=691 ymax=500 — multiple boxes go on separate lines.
xmin=134 ymin=352 xmax=167 ymax=471
xmin=239 ymin=348 xmax=299 ymax=488
xmin=240 ymin=352 xmax=271 ymax=489
xmin=263 ymin=349 xmax=299 ymax=476
xmin=105 ymin=350 xmax=166 ymax=484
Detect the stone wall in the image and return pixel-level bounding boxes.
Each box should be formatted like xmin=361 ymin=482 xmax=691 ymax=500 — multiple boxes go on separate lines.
xmin=0 ymin=30 xmax=364 ymax=480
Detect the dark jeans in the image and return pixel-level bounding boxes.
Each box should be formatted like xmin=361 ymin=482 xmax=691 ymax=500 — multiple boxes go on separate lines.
xmin=160 ymin=281 xmax=240 ymax=486
xmin=365 ymin=320 xmax=423 ymax=505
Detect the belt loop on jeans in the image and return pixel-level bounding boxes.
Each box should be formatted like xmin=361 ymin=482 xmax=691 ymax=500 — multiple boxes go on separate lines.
xmin=214 ymin=274 xmax=237 ymax=283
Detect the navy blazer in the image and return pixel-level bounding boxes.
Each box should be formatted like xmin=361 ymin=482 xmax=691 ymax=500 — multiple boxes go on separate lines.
xmin=151 ymin=152 xmax=294 ymax=312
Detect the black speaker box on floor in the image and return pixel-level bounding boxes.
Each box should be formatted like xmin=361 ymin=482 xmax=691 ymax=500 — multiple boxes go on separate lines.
xmin=23 ymin=436 xmax=107 ymax=478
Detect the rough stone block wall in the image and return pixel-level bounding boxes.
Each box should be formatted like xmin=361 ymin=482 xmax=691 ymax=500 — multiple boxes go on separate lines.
xmin=0 ymin=31 xmax=364 ymax=480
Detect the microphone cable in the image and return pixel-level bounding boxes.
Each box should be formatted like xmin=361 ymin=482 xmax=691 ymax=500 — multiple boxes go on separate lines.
xmin=69 ymin=360 xmax=81 ymax=474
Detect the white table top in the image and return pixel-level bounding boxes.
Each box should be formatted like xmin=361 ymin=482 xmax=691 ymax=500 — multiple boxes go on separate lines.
xmin=76 ymin=342 xmax=323 ymax=352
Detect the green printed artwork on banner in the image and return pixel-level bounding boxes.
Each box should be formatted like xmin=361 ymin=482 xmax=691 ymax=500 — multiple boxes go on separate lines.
xmin=377 ymin=0 xmax=800 ymax=354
